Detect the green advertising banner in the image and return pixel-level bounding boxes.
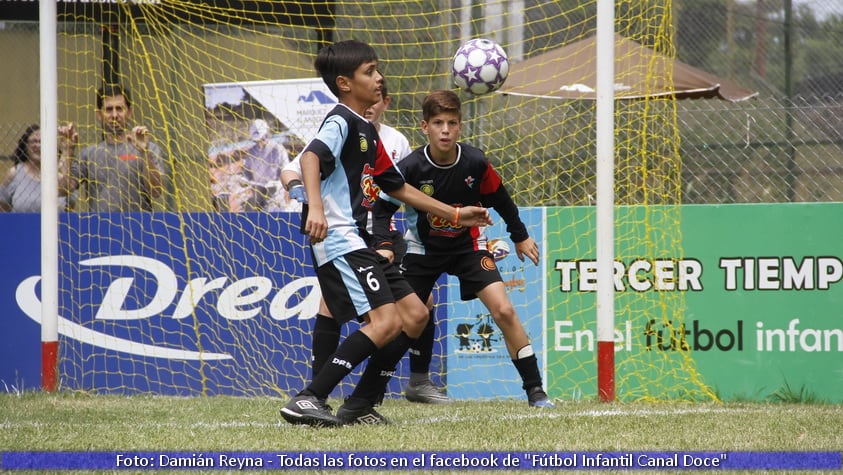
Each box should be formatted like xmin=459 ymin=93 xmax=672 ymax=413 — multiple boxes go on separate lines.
xmin=545 ymin=203 xmax=843 ymax=402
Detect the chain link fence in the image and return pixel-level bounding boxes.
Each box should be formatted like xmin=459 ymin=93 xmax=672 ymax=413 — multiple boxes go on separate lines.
xmin=680 ymin=95 xmax=843 ymax=203
xmin=675 ymin=0 xmax=843 ymax=203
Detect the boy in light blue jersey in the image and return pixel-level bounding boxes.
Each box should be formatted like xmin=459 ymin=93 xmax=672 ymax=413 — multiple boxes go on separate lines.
xmin=280 ymin=40 xmax=491 ymax=427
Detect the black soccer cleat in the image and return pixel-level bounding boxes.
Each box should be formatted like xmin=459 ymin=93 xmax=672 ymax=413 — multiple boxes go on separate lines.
xmin=405 ymin=380 xmax=451 ymax=404
xmin=527 ymin=386 xmax=556 ymax=408
xmin=337 ymin=399 xmax=390 ymax=425
xmin=281 ymin=394 xmax=342 ymax=427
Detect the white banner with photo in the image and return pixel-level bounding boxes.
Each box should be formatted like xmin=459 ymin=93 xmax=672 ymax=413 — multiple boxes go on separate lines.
xmin=203 ymin=78 xmax=337 ymax=212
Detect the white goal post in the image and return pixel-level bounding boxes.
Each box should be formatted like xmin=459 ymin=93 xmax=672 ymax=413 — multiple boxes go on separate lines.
xmin=40 ymin=0 xmax=60 ymax=392
xmin=595 ymin=0 xmax=617 ymax=402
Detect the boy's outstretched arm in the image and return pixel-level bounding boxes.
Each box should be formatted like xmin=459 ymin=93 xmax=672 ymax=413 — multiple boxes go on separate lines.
xmin=386 ymin=183 xmax=492 ymax=228
xmin=479 ymin=163 xmax=538 ymax=265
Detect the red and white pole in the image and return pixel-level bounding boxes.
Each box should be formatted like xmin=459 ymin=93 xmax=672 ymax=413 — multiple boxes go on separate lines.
xmin=40 ymin=0 xmax=59 ymax=392
xmin=595 ymin=0 xmax=616 ymax=402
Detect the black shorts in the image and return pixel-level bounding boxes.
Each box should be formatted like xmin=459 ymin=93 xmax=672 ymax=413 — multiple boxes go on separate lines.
xmin=391 ymin=230 xmax=408 ymax=264
xmin=400 ymin=250 xmax=502 ymax=302
xmin=317 ymin=248 xmax=415 ymax=325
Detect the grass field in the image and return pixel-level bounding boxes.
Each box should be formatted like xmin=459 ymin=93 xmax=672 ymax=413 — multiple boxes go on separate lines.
xmin=1 ymin=392 xmax=841 ymax=474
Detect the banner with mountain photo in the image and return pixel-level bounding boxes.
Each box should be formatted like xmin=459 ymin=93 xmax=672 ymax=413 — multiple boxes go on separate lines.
xmin=203 ymin=78 xmax=336 ymax=212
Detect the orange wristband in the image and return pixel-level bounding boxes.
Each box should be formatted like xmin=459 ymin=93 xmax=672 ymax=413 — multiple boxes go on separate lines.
xmin=453 ymin=206 xmax=460 ymax=226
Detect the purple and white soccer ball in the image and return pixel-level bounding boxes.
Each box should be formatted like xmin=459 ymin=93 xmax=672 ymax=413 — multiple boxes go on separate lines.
xmin=452 ymin=38 xmax=510 ymax=95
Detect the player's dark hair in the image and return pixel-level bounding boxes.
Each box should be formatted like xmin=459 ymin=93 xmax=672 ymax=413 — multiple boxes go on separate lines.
xmin=96 ymin=83 xmax=132 ymax=110
xmin=14 ymin=123 xmax=40 ymax=165
xmin=422 ymin=89 xmax=461 ymax=121
xmin=314 ymin=40 xmax=378 ymax=98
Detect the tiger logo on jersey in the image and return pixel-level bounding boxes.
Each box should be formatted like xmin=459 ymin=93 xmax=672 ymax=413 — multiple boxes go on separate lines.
xmin=360 ymin=163 xmax=380 ymax=210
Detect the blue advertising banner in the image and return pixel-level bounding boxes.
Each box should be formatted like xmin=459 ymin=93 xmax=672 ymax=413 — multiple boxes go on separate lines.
xmin=0 ymin=213 xmax=41 ymax=390
xmin=0 ymin=212 xmax=426 ymax=397
xmin=2 ymin=204 xmax=840 ymax=401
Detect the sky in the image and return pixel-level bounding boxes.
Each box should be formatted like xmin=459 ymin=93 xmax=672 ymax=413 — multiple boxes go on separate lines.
xmin=793 ymin=0 xmax=843 ymax=20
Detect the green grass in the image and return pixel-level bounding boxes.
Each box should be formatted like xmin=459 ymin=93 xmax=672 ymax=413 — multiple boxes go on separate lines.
xmin=769 ymin=379 xmax=823 ymax=404
xmin=1 ymin=392 xmax=841 ymax=474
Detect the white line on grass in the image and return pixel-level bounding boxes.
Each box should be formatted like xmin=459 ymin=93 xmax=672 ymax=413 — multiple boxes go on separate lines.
xmin=411 ymin=405 xmax=743 ymax=425
xmin=0 ymin=404 xmax=822 ymax=431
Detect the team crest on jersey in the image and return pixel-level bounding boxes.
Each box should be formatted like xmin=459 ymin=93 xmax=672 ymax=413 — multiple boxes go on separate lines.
xmin=464 ymin=176 xmax=475 ymax=188
xmin=420 ymin=184 xmax=434 ymax=196
xmin=360 ymin=163 xmax=380 ymax=209
xmin=359 ymin=134 xmax=369 ymax=152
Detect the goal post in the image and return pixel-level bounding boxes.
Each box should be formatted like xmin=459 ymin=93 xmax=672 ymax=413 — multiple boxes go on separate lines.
xmin=595 ymin=0 xmax=616 ymax=402
xmin=39 ymin=0 xmax=59 ymax=393
xmin=26 ymin=0 xmax=715 ymax=402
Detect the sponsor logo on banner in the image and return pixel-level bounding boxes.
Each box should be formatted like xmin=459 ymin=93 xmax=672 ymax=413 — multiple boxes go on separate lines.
xmin=15 ymin=255 xmax=321 ymax=360
xmin=1 ymin=212 xmax=329 ymax=395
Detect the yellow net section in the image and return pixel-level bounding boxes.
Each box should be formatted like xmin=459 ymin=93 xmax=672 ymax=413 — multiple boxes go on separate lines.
xmin=44 ymin=0 xmax=715 ymax=401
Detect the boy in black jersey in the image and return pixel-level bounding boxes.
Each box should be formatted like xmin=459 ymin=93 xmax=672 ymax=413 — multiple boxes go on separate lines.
xmin=373 ymin=89 xmax=554 ymax=408
xmin=279 ymin=42 xmax=492 ymax=427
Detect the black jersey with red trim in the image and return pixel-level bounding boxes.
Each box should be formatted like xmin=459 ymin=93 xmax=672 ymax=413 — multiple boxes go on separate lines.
xmin=302 ymin=103 xmax=405 ymax=266
xmin=373 ymin=142 xmax=528 ymax=256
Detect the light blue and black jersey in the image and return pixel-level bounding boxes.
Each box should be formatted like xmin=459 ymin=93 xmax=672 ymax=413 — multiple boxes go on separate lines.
xmin=304 ymin=103 xmax=405 ymax=266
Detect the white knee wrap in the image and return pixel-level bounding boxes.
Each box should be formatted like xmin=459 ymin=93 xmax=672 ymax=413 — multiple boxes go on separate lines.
xmin=516 ymin=344 xmax=534 ymax=360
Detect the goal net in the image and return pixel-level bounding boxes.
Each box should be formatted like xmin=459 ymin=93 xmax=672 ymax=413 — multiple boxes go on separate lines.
xmin=44 ymin=0 xmax=715 ymax=401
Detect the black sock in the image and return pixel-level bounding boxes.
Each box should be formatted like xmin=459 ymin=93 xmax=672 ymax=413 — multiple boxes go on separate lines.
xmin=512 ymin=353 xmax=542 ymax=391
xmin=304 ymin=330 xmax=377 ymax=400
xmin=311 ymin=314 xmax=341 ymax=380
xmin=409 ymin=309 xmax=435 ymax=374
xmin=350 ymin=332 xmax=413 ymax=405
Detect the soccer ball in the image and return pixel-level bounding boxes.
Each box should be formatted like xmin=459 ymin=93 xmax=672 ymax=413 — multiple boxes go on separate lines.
xmin=452 ymin=38 xmax=510 ymax=95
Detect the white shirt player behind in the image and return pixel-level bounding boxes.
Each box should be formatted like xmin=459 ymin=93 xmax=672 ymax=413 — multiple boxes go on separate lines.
xmin=377 ymin=122 xmax=413 ymax=165
xmin=282 ymin=121 xmax=412 ymax=233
